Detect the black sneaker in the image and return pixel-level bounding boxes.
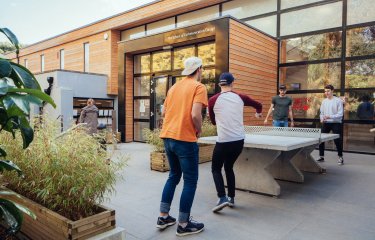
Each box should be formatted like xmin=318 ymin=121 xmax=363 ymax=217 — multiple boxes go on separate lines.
xmin=176 ymin=218 xmax=204 ymax=236
xmin=227 ymin=197 xmax=235 ymax=208
xmin=156 ymin=215 xmax=176 ymax=229
xmin=316 ymin=157 xmax=325 ymax=162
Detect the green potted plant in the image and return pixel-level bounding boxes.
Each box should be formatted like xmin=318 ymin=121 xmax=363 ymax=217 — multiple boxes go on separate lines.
xmin=0 ymin=28 xmax=55 ymax=237
xmin=0 ymin=119 xmax=128 ymax=239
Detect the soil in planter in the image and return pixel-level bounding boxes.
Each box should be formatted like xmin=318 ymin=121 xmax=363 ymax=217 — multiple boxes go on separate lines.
xmin=0 ymin=226 xmax=22 ymax=240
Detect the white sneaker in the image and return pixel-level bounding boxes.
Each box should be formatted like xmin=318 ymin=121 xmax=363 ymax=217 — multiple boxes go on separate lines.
xmin=338 ymin=157 xmax=344 ymax=165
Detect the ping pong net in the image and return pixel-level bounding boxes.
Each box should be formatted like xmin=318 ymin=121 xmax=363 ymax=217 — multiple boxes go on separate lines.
xmin=244 ymin=126 xmax=321 ymax=139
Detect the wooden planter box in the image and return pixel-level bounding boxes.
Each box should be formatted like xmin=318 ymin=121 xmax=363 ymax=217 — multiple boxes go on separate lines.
xmin=4 ymin=190 xmax=115 ymax=240
xmin=150 ymin=144 xmax=214 ymax=172
xmin=150 ymin=152 xmax=169 ymax=172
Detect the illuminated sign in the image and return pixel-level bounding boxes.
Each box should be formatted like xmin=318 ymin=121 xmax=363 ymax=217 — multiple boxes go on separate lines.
xmin=164 ymin=24 xmax=216 ymax=44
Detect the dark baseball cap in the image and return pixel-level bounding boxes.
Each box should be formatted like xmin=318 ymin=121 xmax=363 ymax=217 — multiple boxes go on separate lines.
xmin=279 ymin=84 xmax=287 ymax=90
xmin=219 ymin=72 xmax=235 ymax=85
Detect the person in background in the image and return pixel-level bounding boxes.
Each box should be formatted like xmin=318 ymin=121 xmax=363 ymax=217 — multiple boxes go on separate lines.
xmin=264 ymin=84 xmax=294 ymax=127
xmin=317 ymin=84 xmax=344 ymax=165
xmin=79 ymin=98 xmax=99 ymax=135
xmin=156 ymin=57 xmax=207 ymax=236
xmin=208 ymin=72 xmax=262 ymax=212
xmin=357 ymin=95 xmax=374 ymax=120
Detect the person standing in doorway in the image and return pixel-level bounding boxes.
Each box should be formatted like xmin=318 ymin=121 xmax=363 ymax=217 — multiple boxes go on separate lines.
xmin=156 ymin=57 xmax=207 ymax=236
xmin=317 ymin=84 xmax=344 ymax=165
xmin=208 ymin=72 xmax=262 ymax=212
xmin=264 ymin=84 xmax=294 ymax=127
xmin=79 ymin=98 xmax=99 ymax=135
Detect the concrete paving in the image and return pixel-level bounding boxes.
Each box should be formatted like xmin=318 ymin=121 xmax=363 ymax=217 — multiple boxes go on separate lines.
xmin=104 ymin=143 xmax=375 ymax=240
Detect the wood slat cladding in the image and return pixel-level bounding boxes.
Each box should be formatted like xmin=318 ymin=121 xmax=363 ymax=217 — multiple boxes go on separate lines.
xmin=228 ymin=20 xmax=278 ymax=126
xmin=125 ymin=55 xmax=134 ymax=142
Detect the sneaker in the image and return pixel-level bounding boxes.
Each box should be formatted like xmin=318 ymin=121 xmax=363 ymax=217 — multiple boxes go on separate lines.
xmin=156 ymin=215 xmax=176 ymax=229
xmin=212 ymin=196 xmax=229 ymax=212
xmin=176 ymin=217 xmax=204 ymax=236
xmin=227 ymin=197 xmax=235 ymax=208
xmin=316 ymin=157 xmax=325 ymax=162
xmin=338 ymin=157 xmax=344 ymax=165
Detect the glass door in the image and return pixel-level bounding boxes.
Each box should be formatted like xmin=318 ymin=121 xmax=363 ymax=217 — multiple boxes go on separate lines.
xmin=151 ymin=76 xmax=168 ymax=129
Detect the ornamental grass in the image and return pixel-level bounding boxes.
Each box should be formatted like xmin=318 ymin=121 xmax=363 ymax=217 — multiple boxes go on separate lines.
xmin=0 ymin=119 xmax=127 ymax=221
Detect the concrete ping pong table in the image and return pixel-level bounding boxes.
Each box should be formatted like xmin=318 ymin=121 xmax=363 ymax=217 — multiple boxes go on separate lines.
xmin=198 ymin=126 xmax=339 ymax=197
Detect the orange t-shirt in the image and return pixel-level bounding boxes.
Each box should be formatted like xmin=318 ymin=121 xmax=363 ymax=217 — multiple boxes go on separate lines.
xmin=160 ymin=77 xmax=208 ymax=142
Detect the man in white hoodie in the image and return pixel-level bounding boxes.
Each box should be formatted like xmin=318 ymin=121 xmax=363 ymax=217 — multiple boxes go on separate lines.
xmin=317 ymin=85 xmax=344 ymax=165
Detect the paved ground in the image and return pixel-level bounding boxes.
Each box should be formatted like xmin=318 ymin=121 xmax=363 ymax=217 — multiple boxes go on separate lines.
xmin=104 ymin=143 xmax=375 ymax=240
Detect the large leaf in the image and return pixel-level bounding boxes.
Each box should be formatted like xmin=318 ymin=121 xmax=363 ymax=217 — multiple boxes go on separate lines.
xmin=4 ymin=94 xmax=30 ymax=115
xmin=0 ymin=28 xmax=19 ymax=54
xmin=8 ymin=87 xmax=56 ymax=108
xmin=0 ymin=198 xmax=23 ymax=233
xmin=13 ymin=202 xmax=36 ymax=220
xmin=10 ymin=63 xmax=40 ymax=89
xmin=0 ymin=78 xmax=10 ymax=95
xmin=19 ymin=116 xmax=33 ymax=149
xmin=0 ymin=59 xmax=12 ymax=78
xmin=0 ymin=160 xmax=22 ymax=176
xmin=0 ymin=147 xmax=6 ymax=157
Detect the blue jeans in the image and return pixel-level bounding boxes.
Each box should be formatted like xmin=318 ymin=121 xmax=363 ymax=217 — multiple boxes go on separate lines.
xmin=160 ymin=138 xmax=199 ymax=223
xmin=273 ymin=120 xmax=289 ymax=127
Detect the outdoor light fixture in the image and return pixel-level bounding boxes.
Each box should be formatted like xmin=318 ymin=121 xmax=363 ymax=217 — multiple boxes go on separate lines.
xmin=162 ymin=45 xmax=173 ymax=50
xmin=44 ymin=77 xmax=54 ymax=95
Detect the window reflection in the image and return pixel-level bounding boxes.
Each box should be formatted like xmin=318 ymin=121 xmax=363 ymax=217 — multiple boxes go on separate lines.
xmin=134 ymin=122 xmax=149 ymax=142
xmin=345 ymin=59 xmax=375 ymax=88
xmin=134 ymin=99 xmax=150 ymax=119
xmin=152 ymin=51 xmax=171 ymax=72
xmin=346 ymin=26 xmax=375 ymax=57
xmin=222 ymin=0 xmax=277 ymax=19
xmin=343 ymin=123 xmax=375 ymax=153
xmin=198 ymin=43 xmax=215 ymax=66
xmin=134 ymin=54 xmax=150 ymax=74
xmin=174 ymin=46 xmax=196 ymax=70
xmin=291 ymin=93 xmax=325 ymax=119
xmin=201 ymin=69 xmax=216 ymax=94
xmin=348 ymin=0 xmax=375 ymax=25
xmin=344 ymin=91 xmax=375 ymax=120
xmin=281 ymin=0 xmax=322 ymax=9
xmin=134 ymin=76 xmax=150 ymax=96
xmin=280 ymin=32 xmax=342 ymax=63
xmin=280 ymin=63 xmax=341 ymax=90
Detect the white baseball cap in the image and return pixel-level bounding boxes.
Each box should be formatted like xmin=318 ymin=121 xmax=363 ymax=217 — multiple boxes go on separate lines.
xmin=181 ymin=57 xmax=203 ymax=76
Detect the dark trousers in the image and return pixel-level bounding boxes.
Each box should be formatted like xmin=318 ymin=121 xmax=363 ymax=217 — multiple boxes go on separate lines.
xmin=319 ymin=123 xmax=343 ymax=157
xmin=211 ymin=139 xmax=244 ymax=198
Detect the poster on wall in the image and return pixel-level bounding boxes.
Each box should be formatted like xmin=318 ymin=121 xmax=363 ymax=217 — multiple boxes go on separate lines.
xmin=140 ymin=100 xmax=146 ymax=113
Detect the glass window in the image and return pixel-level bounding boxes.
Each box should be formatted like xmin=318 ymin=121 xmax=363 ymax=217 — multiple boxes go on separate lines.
xmin=147 ymin=17 xmax=175 ymax=35
xmin=280 ymin=32 xmax=342 ymax=63
xmin=84 ymin=43 xmax=89 ymax=72
xmin=152 ymin=51 xmax=171 ymax=72
xmin=134 ymin=99 xmax=150 ymax=119
xmin=198 ymin=43 xmax=215 ymax=66
xmin=134 ymin=54 xmax=151 ymax=74
xmin=345 ymin=59 xmax=375 ymax=88
xmin=290 ymin=93 xmax=325 ymax=119
xmin=173 ymin=46 xmax=195 ymax=70
xmin=344 ymin=90 xmax=375 ymax=120
xmin=245 ymin=15 xmax=277 ymax=37
xmin=134 ymin=121 xmax=149 ymax=142
xmin=41 ymin=55 xmax=44 ymax=72
xmin=348 ymin=0 xmax=375 ymax=25
xmin=346 ymin=26 xmax=375 ymax=57
xmin=177 ymin=6 xmax=219 ymax=28
xmin=222 ymin=0 xmax=277 ymax=19
xmin=281 ymin=0 xmax=322 ymax=9
xmin=343 ymin=123 xmax=375 ymax=153
xmin=134 ymin=76 xmax=150 ymax=97
xmin=280 ymin=2 xmax=342 ymax=36
xmin=121 ymin=26 xmax=146 ymax=41
xmin=279 ymin=62 xmax=341 ymax=90
xmin=201 ymin=69 xmax=216 ymax=94
xmin=60 ymin=49 xmax=65 ymax=70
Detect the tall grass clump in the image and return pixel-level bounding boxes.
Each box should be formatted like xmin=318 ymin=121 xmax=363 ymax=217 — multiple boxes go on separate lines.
xmin=0 ymin=119 xmax=127 ymax=221
xmin=143 ymin=128 xmax=164 ymax=152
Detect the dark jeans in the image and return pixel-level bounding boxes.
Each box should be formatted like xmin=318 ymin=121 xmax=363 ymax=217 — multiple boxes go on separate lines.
xmin=211 ymin=139 xmax=244 ymax=198
xmin=272 ymin=120 xmax=289 ymax=127
xmin=160 ymin=138 xmax=199 ymax=223
xmin=319 ymin=122 xmax=343 ymax=157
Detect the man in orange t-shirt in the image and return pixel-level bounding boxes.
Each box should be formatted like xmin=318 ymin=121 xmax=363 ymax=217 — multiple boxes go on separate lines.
xmin=156 ymin=57 xmax=208 ymax=236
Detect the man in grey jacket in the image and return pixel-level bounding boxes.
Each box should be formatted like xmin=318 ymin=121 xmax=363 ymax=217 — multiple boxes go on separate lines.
xmin=79 ymin=98 xmax=99 ymax=135
xmin=317 ymin=85 xmax=344 ymax=165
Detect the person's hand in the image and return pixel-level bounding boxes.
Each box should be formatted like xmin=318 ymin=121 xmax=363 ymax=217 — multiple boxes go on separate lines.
xmin=196 ymin=130 xmax=202 ymax=138
xmin=255 ymin=112 xmax=262 ymax=118
xmin=290 ymin=121 xmax=294 ymax=127
xmin=264 ymin=119 xmax=268 ymax=126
